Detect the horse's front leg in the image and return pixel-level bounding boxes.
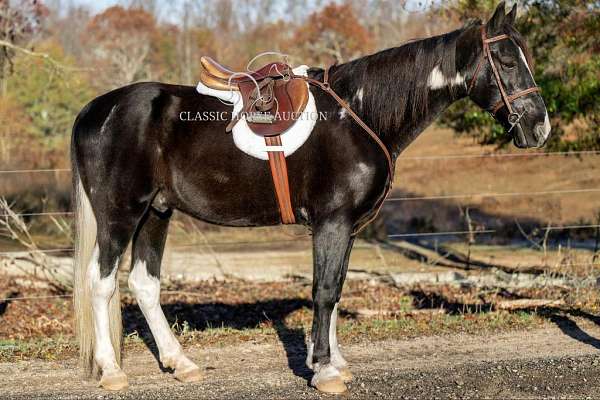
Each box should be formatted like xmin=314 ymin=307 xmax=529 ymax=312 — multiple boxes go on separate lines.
xmin=308 ymin=216 xmax=354 ymax=394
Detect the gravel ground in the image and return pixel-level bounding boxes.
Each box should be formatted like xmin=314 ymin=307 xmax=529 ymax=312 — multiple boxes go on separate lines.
xmin=3 ymin=321 xmax=600 ymax=399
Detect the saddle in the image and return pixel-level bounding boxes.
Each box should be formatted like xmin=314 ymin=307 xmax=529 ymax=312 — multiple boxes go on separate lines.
xmin=199 ymin=56 xmax=309 ymax=136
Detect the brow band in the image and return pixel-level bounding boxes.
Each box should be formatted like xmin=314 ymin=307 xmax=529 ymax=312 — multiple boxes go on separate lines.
xmin=484 ymin=34 xmax=510 ymax=44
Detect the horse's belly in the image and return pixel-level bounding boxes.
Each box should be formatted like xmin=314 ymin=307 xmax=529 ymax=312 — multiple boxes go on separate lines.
xmin=164 ymin=160 xmax=282 ymax=227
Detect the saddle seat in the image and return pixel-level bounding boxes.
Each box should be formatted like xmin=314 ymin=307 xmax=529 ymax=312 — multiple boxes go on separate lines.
xmin=200 ymin=57 xmax=292 ymax=86
xmin=199 ymin=56 xmax=310 ymax=137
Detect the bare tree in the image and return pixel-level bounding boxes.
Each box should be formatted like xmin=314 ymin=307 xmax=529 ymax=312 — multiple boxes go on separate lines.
xmin=0 ymin=0 xmax=47 ymax=95
xmin=84 ymin=6 xmax=157 ymax=88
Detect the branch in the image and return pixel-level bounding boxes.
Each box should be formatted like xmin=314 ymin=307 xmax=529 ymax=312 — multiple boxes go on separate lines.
xmin=0 ymin=39 xmax=89 ymax=72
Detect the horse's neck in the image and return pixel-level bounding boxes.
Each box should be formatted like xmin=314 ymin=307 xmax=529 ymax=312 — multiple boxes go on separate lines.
xmin=345 ymin=26 xmax=480 ymax=159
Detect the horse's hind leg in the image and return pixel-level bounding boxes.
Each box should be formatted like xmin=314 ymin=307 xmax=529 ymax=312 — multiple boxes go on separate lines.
xmin=91 ymin=217 xmax=141 ymax=390
xmin=128 ymin=208 xmax=202 ymax=383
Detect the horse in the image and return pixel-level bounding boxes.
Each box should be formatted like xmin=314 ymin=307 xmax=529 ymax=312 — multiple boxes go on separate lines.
xmin=72 ymin=2 xmax=550 ymax=394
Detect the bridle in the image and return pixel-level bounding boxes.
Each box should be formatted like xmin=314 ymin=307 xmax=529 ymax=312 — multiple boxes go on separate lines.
xmin=467 ymin=25 xmax=540 ymax=132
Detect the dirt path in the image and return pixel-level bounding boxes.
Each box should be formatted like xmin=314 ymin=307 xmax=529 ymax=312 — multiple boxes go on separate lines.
xmin=3 ymin=320 xmax=600 ymax=399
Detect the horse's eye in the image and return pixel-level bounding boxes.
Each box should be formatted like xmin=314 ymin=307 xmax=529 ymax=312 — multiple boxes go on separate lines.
xmin=500 ymin=57 xmax=517 ymax=69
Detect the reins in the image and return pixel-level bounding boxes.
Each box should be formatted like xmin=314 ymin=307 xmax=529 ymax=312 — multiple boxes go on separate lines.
xmin=298 ymin=69 xmax=395 ymax=235
xmin=468 ymin=25 xmax=540 ymax=131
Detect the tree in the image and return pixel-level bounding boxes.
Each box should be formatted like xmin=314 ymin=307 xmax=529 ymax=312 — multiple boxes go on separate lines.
xmin=6 ymin=40 xmax=93 ymax=140
xmin=293 ymin=3 xmax=374 ymax=65
xmin=83 ymin=6 xmax=157 ymax=88
xmin=0 ymin=0 xmax=48 ymax=94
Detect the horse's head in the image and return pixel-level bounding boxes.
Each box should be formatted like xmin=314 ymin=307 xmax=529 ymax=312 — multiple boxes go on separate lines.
xmin=468 ymin=2 xmax=550 ymax=148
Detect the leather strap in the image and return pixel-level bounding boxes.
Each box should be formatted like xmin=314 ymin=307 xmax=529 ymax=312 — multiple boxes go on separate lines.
xmin=491 ymin=86 xmax=540 ymax=114
xmin=265 ymin=135 xmax=295 ymax=224
xmin=300 ymin=68 xmax=395 ymax=235
xmin=468 ymin=26 xmax=540 ymax=116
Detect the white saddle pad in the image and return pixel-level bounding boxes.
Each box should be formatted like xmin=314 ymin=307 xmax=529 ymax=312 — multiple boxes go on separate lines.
xmin=196 ymin=65 xmax=316 ymax=161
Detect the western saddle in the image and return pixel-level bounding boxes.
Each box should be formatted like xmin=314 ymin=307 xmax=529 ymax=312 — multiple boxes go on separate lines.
xmin=198 ymin=55 xmax=394 ymax=233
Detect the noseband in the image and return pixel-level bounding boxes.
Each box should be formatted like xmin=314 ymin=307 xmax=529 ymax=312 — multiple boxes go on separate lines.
xmin=467 ymin=26 xmax=540 ymax=132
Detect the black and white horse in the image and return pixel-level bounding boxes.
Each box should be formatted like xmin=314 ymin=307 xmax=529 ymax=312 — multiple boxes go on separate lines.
xmin=72 ymin=2 xmax=550 ymax=394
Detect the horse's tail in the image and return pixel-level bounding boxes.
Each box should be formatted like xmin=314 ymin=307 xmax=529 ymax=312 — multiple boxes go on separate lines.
xmin=72 ymin=152 xmax=122 ymax=375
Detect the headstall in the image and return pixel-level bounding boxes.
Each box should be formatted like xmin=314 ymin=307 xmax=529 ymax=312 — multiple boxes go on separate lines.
xmin=467 ymin=26 xmax=540 ymax=132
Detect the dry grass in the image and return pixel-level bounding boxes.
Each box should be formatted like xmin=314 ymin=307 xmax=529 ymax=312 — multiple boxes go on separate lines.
xmin=0 ymin=277 xmax=579 ymax=363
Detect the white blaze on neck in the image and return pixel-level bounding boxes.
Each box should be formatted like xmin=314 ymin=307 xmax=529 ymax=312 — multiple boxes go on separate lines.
xmin=355 ymin=88 xmax=364 ymax=106
xmin=427 ymin=66 xmax=464 ymax=90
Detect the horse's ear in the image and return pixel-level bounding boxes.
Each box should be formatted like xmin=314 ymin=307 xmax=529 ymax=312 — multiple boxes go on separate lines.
xmin=488 ymin=1 xmax=506 ymax=32
xmin=506 ymin=3 xmax=517 ymax=25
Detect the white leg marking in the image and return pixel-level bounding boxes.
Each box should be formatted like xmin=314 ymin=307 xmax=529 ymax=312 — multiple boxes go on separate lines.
xmin=328 ymin=303 xmax=348 ymax=369
xmin=129 ymin=259 xmax=198 ymax=373
xmin=89 ymin=245 xmax=120 ymax=373
xmin=306 ymin=303 xmax=347 ymax=370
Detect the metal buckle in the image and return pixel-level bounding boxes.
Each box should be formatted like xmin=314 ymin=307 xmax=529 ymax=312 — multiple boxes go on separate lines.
xmin=507 ymin=110 xmax=526 ymax=132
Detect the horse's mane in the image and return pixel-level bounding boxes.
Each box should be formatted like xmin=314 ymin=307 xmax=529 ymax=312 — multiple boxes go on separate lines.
xmin=332 ymin=24 xmax=473 ymax=135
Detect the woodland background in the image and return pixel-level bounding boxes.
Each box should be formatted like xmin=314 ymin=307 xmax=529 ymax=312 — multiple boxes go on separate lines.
xmin=0 ymin=0 xmax=598 ymax=173
xmin=0 ymin=0 xmax=599 ymax=247
xmin=2 ymin=1 xmax=600 ymax=368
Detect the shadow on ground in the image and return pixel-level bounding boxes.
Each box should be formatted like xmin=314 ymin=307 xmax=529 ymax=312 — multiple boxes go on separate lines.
xmin=410 ymin=288 xmax=600 ymax=350
xmin=122 ymin=298 xmax=313 ymax=380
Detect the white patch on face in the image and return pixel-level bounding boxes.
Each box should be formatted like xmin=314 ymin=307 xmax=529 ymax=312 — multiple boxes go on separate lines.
xmin=427 ymin=66 xmax=464 ymax=90
xmin=518 ymin=47 xmax=536 ymax=84
xmin=89 ymin=245 xmax=120 ymax=372
xmin=339 ymin=107 xmax=347 ymax=119
xmin=518 ymin=47 xmax=550 ymax=141
xmin=542 ymin=112 xmax=551 ymax=140
xmin=129 ymin=259 xmax=192 ymax=368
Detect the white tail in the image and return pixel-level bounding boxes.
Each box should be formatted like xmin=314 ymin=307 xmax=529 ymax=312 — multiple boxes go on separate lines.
xmin=73 ymin=170 xmax=122 ymax=375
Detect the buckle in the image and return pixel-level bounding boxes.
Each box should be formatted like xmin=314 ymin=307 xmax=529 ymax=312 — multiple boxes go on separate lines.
xmin=508 ymin=112 xmax=520 ymax=125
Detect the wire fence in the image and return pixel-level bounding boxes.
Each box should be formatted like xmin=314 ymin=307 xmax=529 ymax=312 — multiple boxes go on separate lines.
xmin=2 ymin=187 xmax=599 ymax=219
xmin=0 ymin=149 xmax=599 ymax=297
xmin=1 ymin=149 xmax=599 ymax=176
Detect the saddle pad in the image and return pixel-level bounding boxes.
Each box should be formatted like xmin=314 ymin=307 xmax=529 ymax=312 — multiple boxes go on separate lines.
xmin=196 ymin=66 xmax=316 ymax=161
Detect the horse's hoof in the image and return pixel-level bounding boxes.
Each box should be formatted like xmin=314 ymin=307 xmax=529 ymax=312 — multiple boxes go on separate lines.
xmin=338 ymin=366 xmax=353 ymax=383
xmin=174 ymin=366 xmax=202 ymax=383
xmin=315 ymin=376 xmax=347 ymax=394
xmin=311 ymin=364 xmax=347 ymax=394
xmin=99 ymin=370 xmax=128 ymax=391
